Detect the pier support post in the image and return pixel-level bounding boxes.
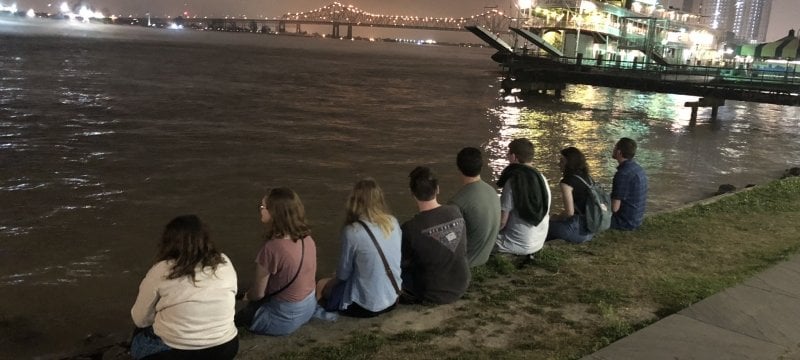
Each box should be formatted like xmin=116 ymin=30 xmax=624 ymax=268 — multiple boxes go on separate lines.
xmin=685 ymin=97 xmax=725 ymax=125
xmin=296 ymin=24 xmax=301 ymax=33
xmin=332 ymin=23 xmax=340 ymax=38
xmin=346 ymin=24 xmax=352 ymax=40
xmin=688 ymin=104 xmax=699 ymax=126
xmin=278 ymin=21 xmax=286 ymax=33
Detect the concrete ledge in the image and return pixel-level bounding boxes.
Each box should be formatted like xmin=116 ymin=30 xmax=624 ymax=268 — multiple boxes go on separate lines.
xmin=582 ymin=314 xmax=788 ymax=360
xmin=743 ymin=256 xmax=800 ymax=300
xmin=678 ymin=263 xmax=800 ymax=348
xmin=584 ymin=254 xmax=800 ymax=360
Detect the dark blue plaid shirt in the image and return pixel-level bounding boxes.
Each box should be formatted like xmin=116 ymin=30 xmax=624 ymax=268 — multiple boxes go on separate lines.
xmin=610 ymin=160 xmax=648 ymax=230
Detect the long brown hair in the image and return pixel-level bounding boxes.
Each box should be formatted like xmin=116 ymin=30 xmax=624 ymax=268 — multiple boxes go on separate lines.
xmin=345 ymin=178 xmax=394 ymax=238
xmin=561 ymin=146 xmax=590 ymax=179
xmin=155 ymin=215 xmax=225 ymax=282
xmin=264 ymin=187 xmax=311 ymax=241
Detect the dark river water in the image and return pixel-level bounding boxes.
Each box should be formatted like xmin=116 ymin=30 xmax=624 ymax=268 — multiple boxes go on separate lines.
xmin=1 ymin=17 xmax=798 ymax=358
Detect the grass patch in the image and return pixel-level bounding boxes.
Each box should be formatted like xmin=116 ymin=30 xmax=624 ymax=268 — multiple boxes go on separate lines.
xmin=578 ymin=288 xmax=627 ymax=307
xmin=281 ymin=332 xmax=384 ymax=360
xmin=486 ymin=254 xmax=517 ymax=275
xmin=649 ymin=275 xmax=734 ymax=317
xmin=532 ymin=247 xmax=568 ymax=272
xmin=388 ymin=326 xmax=458 ymax=343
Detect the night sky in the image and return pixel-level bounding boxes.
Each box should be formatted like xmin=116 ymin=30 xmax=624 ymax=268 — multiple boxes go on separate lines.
xmin=7 ymin=0 xmax=800 ymax=41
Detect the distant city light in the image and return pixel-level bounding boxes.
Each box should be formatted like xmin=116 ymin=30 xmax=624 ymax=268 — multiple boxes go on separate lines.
xmin=0 ymin=3 xmax=18 ymax=13
xmin=579 ymin=0 xmax=597 ymax=12
xmin=26 ymin=8 xmax=34 ymax=17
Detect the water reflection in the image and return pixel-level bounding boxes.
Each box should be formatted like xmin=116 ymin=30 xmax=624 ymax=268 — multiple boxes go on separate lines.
xmin=0 ymin=249 xmax=111 ymax=286
xmin=484 ymin=85 xmax=798 ymax=212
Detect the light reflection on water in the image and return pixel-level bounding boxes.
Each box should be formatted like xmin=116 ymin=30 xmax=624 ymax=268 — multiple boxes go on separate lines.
xmin=0 ymin=249 xmax=111 ymax=286
xmin=485 ymin=85 xmax=799 ymax=213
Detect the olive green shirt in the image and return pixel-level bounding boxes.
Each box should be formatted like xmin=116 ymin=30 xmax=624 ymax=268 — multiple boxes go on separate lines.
xmin=449 ymin=180 xmax=502 ymax=267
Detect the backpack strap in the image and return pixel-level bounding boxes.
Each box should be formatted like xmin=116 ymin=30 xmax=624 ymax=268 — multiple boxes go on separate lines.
xmin=571 ymin=174 xmax=594 ymax=214
xmin=571 ymin=174 xmax=593 ymax=188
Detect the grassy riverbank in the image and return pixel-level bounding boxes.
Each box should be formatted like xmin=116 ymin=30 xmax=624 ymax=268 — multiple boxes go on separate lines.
xmin=233 ymin=177 xmax=800 ymax=360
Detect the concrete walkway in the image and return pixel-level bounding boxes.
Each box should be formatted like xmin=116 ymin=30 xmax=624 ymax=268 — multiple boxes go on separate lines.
xmin=583 ymin=254 xmax=800 ymax=360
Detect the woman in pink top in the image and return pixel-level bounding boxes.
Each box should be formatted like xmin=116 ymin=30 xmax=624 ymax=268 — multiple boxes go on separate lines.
xmin=236 ymin=187 xmax=318 ymax=335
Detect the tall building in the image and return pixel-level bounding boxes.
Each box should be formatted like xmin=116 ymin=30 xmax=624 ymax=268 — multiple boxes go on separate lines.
xmin=682 ymin=0 xmax=772 ymax=42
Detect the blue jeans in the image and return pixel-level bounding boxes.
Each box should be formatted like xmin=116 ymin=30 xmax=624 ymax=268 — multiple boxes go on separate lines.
xmin=130 ymin=327 xmax=171 ymax=360
xmin=130 ymin=327 xmax=239 ymax=360
xmin=249 ymin=291 xmax=316 ymax=336
xmin=547 ymin=215 xmax=594 ymax=244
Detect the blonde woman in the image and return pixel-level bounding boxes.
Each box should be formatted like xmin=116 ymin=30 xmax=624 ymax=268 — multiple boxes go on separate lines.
xmin=317 ymin=178 xmax=401 ymax=318
xmin=237 ymin=187 xmax=318 ymax=335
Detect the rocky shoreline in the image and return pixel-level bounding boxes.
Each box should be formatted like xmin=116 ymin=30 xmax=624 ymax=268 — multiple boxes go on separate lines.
xmin=712 ymin=166 xmax=800 ymax=196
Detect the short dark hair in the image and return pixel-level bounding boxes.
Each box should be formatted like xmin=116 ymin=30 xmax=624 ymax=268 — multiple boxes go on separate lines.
xmin=456 ymin=147 xmax=482 ymax=177
xmin=409 ymin=166 xmax=438 ymax=201
xmin=509 ymin=138 xmax=534 ymax=163
xmin=615 ymin=137 xmax=637 ymax=159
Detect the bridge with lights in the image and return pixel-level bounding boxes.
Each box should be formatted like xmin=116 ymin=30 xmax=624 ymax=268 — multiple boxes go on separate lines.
xmin=140 ymin=2 xmax=516 ymax=38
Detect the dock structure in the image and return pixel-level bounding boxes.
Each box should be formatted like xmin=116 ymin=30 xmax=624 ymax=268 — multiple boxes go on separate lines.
xmin=465 ymin=25 xmax=800 ymax=110
xmin=503 ymin=55 xmax=799 ymax=106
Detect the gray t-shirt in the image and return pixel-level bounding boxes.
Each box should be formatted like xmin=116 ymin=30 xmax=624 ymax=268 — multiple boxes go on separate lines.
xmin=496 ymin=178 xmax=551 ymax=255
xmin=449 ymin=180 xmax=501 ymax=267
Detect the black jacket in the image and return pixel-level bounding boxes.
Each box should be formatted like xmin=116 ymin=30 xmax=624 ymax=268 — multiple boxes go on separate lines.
xmin=496 ymin=163 xmax=549 ymax=225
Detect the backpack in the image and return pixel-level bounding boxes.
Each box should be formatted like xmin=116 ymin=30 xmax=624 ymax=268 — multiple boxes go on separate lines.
xmin=572 ymin=175 xmax=612 ymax=233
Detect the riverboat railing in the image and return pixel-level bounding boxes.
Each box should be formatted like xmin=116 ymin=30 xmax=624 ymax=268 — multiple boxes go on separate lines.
xmin=503 ymin=54 xmax=800 ymax=104
xmin=521 ymin=55 xmax=800 ymax=90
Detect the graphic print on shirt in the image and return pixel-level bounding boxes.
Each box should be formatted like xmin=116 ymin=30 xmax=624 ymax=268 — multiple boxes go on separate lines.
xmin=421 ymin=218 xmax=465 ymax=252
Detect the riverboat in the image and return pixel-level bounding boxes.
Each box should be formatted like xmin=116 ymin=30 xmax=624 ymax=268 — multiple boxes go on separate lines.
xmin=499 ymin=0 xmax=720 ymax=66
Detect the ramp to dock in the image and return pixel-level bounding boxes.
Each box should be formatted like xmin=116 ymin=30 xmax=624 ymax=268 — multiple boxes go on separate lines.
xmin=647 ymin=49 xmax=669 ymax=65
xmin=510 ymin=27 xmax=564 ymax=58
xmin=465 ymin=25 xmax=513 ymax=54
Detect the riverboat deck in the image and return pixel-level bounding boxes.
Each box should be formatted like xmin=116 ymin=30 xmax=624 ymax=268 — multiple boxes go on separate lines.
xmin=466 ymin=25 xmax=800 ymax=106
xmin=503 ymin=56 xmax=799 ymax=105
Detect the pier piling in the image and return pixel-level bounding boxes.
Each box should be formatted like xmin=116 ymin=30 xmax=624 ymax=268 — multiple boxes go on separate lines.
xmin=685 ymin=97 xmax=725 ymax=125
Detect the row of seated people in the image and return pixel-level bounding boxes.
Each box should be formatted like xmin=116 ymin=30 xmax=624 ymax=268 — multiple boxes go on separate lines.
xmin=128 ymin=137 xmax=648 ymax=359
